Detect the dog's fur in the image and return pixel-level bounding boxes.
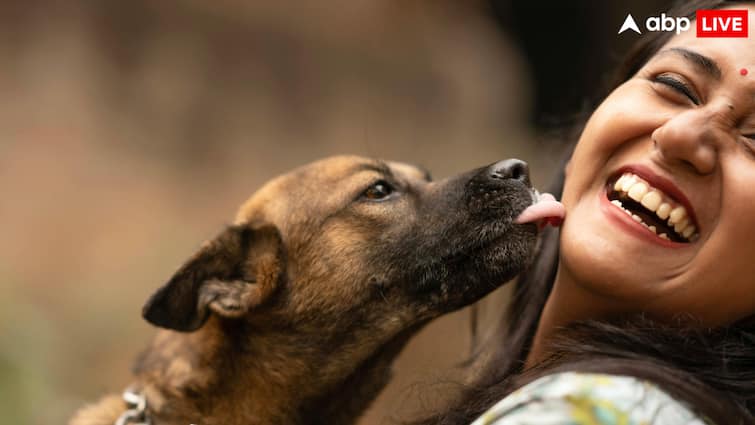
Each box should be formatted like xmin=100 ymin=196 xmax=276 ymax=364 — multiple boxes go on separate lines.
xmin=70 ymin=155 xmax=538 ymax=425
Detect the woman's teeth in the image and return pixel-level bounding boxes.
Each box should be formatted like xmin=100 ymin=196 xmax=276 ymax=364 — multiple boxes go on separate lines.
xmin=610 ymin=173 xmax=698 ymax=242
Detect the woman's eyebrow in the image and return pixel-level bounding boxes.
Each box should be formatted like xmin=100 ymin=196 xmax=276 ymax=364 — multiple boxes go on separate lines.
xmin=659 ymin=47 xmax=722 ymax=81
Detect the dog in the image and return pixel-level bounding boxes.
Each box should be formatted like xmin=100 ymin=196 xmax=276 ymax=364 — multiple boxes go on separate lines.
xmin=70 ymin=155 xmax=555 ymax=425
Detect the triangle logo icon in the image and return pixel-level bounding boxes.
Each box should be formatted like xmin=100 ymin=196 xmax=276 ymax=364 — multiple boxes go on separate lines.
xmin=618 ymin=14 xmax=641 ymax=34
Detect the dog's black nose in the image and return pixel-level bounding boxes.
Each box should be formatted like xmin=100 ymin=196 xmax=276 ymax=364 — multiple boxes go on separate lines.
xmin=488 ymin=159 xmax=530 ymax=185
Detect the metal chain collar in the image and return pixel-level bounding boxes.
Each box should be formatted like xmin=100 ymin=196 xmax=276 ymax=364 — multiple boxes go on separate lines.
xmin=114 ymin=388 xmax=151 ymax=425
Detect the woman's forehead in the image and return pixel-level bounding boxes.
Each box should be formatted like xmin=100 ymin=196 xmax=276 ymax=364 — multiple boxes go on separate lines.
xmin=649 ymin=42 xmax=754 ymax=94
xmin=659 ymin=6 xmax=755 ymax=70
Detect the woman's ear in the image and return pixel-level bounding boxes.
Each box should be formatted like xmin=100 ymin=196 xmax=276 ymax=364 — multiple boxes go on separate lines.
xmin=142 ymin=224 xmax=284 ymax=332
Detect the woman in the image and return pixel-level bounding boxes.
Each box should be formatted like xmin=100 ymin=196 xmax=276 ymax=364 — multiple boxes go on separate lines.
xmin=415 ymin=1 xmax=755 ymax=424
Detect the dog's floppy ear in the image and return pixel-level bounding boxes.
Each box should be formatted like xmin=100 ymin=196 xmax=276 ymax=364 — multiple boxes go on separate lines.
xmin=142 ymin=224 xmax=284 ymax=332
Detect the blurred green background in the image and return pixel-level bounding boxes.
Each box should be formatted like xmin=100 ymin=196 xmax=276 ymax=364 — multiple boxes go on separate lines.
xmin=0 ymin=1 xmax=670 ymax=423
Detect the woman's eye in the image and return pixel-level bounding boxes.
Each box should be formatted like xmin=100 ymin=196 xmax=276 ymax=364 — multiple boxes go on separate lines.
xmin=652 ymin=73 xmax=700 ymax=105
xmin=362 ymin=181 xmax=394 ymax=200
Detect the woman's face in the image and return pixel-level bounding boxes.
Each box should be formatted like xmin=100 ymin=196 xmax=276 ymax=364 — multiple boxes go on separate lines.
xmin=560 ymin=5 xmax=755 ymax=325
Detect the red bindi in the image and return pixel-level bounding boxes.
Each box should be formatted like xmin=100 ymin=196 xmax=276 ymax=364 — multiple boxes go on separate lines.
xmin=741 ymin=68 xmax=749 ymax=76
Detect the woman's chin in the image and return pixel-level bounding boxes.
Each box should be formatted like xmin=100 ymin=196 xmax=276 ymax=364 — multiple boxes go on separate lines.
xmin=558 ymin=201 xmax=668 ymax=300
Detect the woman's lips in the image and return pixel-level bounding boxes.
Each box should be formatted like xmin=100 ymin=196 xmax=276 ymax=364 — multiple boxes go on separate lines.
xmin=611 ymin=164 xmax=699 ymax=234
xmin=600 ymin=188 xmax=689 ymax=248
xmin=515 ymin=192 xmax=566 ymax=227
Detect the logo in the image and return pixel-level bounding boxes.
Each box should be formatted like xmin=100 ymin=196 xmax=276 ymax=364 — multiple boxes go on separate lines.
xmin=618 ymin=13 xmax=690 ymax=35
xmin=646 ymin=13 xmax=690 ymax=34
xmin=618 ymin=14 xmax=641 ymax=34
xmin=697 ymin=9 xmax=748 ymax=37
xmin=618 ymin=9 xmax=749 ymax=37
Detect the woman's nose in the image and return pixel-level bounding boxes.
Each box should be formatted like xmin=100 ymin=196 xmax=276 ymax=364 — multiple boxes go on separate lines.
xmin=651 ymin=108 xmax=726 ymax=175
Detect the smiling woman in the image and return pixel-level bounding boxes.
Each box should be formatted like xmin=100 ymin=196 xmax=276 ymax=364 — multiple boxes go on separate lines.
xmin=411 ymin=1 xmax=755 ymax=424
xmin=553 ymin=1 xmax=755 ymax=332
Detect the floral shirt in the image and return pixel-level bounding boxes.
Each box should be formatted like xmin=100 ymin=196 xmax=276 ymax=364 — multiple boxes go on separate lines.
xmin=473 ymin=372 xmax=710 ymax=425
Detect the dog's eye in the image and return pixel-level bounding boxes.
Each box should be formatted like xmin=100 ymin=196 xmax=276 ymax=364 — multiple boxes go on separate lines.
xmin=362 ymin=181 xmax=394 ymax=200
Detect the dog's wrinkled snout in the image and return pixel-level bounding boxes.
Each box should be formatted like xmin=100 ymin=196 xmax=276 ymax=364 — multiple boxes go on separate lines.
xmin=464 ymin=158 xmax=534 ymax=219
xmin=487 ymin=159 xmax=530 ymax=187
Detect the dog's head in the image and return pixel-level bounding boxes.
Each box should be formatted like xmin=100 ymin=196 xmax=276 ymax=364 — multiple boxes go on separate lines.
xmin=143 ymin=155 xmax=544 ymax=332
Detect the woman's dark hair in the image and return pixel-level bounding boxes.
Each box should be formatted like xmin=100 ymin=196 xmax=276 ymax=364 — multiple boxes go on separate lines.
xmin=411 ymin=1 xmax=755 ymax=424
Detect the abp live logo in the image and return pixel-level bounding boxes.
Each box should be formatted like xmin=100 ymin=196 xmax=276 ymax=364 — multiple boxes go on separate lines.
xmin=697 ymin=9 xmax=748 ymax=37
xmin=619 ymin=9 xmax=749 ymax=38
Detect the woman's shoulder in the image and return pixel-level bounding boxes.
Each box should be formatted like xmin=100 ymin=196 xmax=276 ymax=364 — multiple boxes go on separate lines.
xmin=473 ymin=371 xmax=711 ymax=425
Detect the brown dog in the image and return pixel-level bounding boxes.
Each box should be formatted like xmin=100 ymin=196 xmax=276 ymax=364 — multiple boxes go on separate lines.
xmin=70 ymin=155 xmax=543 ymax=425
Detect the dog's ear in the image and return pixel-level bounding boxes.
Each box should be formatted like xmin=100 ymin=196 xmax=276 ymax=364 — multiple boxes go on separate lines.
xmin=142 ymin=224 xmax=284 ymax=332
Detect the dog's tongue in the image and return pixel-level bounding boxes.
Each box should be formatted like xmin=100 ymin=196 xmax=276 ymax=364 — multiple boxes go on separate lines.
xmin=515 ymin=193 xmax=566 ymax=227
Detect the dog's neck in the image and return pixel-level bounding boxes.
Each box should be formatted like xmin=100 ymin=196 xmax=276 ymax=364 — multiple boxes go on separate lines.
xmin=132 ymin=316 xmax=422 ymax=425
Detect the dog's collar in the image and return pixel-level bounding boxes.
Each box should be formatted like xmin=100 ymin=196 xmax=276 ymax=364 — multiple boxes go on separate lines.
xmin=114 ymin=387 xmax=151 ymax=425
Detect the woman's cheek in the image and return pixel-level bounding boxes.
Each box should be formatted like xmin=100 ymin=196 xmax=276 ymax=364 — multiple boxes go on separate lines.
xmin=568 ymin=92 xmax=632 ymax=172
xmin=560 ymin=105 xmax=624 ymax=204
xmin=719 ymin=159 xmax=755 ymax=262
